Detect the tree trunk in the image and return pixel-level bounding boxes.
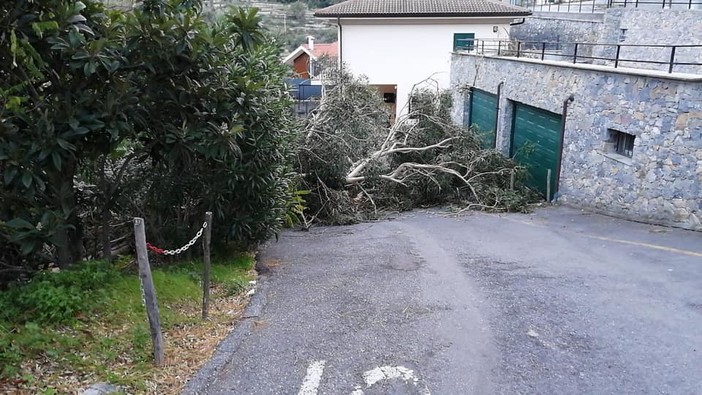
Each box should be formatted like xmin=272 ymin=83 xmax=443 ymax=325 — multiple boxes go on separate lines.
xmin=101 ymin=206 xmax=112 ymax=263
xmin=52 ymin=159 xmax=83 ymax=268
xmin=100 ymin=157 xmax=113 ymax=263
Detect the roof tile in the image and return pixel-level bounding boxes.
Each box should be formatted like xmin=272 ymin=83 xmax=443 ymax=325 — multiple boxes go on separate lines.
xmin=314 ymin=0 xmax=531 ymax=18
xmin=304 ymin=42 xmax=339 ymax=58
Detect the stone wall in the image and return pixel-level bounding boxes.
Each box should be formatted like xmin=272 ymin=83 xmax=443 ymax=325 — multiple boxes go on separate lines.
xmin=512 ymin=8 xmax=702 ymax=74
xmin=596 ymin=9 xmax=702 ymax=74
xmin=450 ymin=54 xmax=702 ymax=231
xmin=510 ymin=13 xmax=603 ymax=60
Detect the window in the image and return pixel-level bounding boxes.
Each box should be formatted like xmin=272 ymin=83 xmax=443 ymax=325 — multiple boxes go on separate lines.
xmin=453 ymin=33 xmax=475 ymax=51
xmin=607 ymin=129 xmax=635 ymax=158
xmin=619 ymin=29 xmax=627 ymax=43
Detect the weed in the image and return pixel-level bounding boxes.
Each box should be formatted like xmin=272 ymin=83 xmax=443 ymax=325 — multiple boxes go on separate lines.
xmin=223 ymin=278 xmax=249 ymax=296
xmin=0 ymin=255 xmax=255 ymax=393
xmin=0 ymin=261 xmax=116 ymax=325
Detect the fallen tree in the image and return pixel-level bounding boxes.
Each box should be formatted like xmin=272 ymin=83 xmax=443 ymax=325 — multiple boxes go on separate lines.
xmin=297 ymin=72 xmax=537 ymax=226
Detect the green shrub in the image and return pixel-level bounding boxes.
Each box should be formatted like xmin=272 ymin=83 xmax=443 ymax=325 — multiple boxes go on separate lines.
xmin=0 ymin=262 xmax=116 ymax=325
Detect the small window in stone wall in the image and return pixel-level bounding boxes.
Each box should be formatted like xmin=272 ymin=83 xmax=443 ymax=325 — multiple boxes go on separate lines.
xmin=619 ymin=29 xmax=627 ymax=43
xmin=606 ymin=129 xmax=635 ymax=158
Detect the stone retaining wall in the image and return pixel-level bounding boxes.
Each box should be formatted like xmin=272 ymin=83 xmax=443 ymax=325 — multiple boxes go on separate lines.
xmin=596 ymin=9 xmax=702 ymax=74
xmin=511 ymin=13 xmax=603 ymax=60
xmin=451 ymin=54 xmax=702 ymax=231
xmin=512 ymin=8 xmax=702 ymax=74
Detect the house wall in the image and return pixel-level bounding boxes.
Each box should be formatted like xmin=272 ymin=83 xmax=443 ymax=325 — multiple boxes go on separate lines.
xmin=339 ymin=18 xmax=513 ymax=118
xmin=293 ymin=53 xmax=310 ymax=79
xmin=451 ymin=53 xmax=702 ymax=231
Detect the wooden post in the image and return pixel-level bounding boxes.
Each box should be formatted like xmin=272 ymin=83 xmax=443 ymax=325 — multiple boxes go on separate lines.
xmin=133 ymin=218 xmax=165 ymax=367
xmin=546 ymin=169 xmax=552 ymax=203
xmin=510 ymin=170 xmax=515 ymax=191
xmin=202 ymin=212 xmax=213 ymax=320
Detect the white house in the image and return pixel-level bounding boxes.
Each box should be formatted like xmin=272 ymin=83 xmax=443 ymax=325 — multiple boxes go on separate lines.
xmin=314 ymin=0 xmax=531 ymax=120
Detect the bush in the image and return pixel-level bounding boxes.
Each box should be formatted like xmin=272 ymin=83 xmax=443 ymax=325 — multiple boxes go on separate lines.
xmin=0 ymin=262 xmax=116 ymax=325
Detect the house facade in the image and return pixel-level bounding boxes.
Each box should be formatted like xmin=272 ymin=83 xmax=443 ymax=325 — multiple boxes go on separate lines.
xmin=284 ymin=37 xmax=338 ymax=80
xmin=314 ymin=0 xmax=531 ymax=120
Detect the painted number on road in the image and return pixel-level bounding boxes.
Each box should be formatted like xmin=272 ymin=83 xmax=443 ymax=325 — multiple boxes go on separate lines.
xmin=298 ymin=361 xmax=430 ymax=395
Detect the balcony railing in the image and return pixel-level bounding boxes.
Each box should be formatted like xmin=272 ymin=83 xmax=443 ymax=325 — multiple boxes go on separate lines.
xmin=511 ymin=0 xmax=702 ymax=13
xmin=463 ymin=39 xmax=702 ymax=74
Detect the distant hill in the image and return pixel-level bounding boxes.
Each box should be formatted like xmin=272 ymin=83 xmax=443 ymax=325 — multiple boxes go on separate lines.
xmin=227 ymin=1 xmax=340 ymax=51
xmin=99 ymin=0 xmax=340 ymax=52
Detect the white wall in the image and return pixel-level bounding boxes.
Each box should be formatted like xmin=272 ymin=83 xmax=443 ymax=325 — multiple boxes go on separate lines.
xmin=340 ymin=18 xmax=513 ymax=118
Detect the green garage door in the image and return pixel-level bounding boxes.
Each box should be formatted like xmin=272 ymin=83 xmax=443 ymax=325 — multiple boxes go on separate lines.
xmin=511 ymin=103 xmax=562 ymax=200
xmin=467 ymin=89 xmax=497 ymax=149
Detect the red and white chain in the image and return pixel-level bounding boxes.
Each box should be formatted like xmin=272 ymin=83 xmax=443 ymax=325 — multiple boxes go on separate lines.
xmin=147 ymin=222 xmax=207 ymax=255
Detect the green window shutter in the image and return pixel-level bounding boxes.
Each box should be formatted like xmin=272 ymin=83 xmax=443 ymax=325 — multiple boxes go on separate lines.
xmin=453 ymin=33 xmax=475 ymax=51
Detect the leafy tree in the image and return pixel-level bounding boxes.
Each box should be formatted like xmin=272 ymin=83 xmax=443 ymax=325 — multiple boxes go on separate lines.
xmin=126 ymin=2 xmax=297 ymax=249
xmin=288 ymin=1 xmax=307 ymax=23
xmin=1 ymin=0 xmax=138 ymax=269
xmin=1 ymin=0 xmax=297 ymax=281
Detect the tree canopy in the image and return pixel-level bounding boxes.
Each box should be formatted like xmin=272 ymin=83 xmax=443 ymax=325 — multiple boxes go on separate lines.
xmin=0 ymin=0 xmax=298 ymax=282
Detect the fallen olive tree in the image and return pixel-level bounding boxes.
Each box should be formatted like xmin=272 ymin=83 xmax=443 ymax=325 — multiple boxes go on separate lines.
xmin=296 ymin=72 xmax=537 ymax=226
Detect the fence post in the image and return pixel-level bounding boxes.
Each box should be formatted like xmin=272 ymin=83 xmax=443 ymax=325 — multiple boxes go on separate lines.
xmin=134 ymin=218 xmax=165 ymax=367
xmin=541 ymin=42 xmax=546 ymax=60
xmin=573 ymin=43 xmax=579 ymax=64
xmin=546 ymin=169 xmax=552 ymax=203
xmin=517 ymin=41 xmax=522 ymax=58
xmin=498 ymin=41 xmax=502 ymax=56
xmin=481 ymin=39 xmax=485 ymax=54
xmin=668 ymin=46 xmax=676 ymax=73
xmin=202 ymin=211 xmax=213 ymax=320
xmin=615 ymin=45 xmax=621 ymax=68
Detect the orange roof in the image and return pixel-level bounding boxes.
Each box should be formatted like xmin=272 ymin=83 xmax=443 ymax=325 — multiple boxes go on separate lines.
xmin=303 ymin=42 xmax=338 ymax=58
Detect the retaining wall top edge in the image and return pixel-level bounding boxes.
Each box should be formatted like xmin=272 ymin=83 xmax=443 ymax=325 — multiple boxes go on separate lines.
xmin=453 ymin=53 xmax=702 ymax=82
xmin=530 ymin=12 xmax=605 ymax=22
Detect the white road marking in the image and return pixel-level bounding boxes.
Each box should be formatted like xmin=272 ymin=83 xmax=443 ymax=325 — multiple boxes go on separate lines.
xmin=353 ymin=366 xmax=430 ymax=394
xmin=363 ymin=366 xmax=420 ymax=387
xmin=298 ymin=360 xmax=326 ymax=395
xmin=497 ymin=215 xmax=702 ymax=258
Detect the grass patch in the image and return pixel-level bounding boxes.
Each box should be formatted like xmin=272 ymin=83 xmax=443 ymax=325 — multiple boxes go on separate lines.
xmin=0 ymin=255 xmax=255 ymax=394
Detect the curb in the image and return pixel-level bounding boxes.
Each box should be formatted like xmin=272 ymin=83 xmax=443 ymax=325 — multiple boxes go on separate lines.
xmin=181 ymin=274 xmax=269 ymax=394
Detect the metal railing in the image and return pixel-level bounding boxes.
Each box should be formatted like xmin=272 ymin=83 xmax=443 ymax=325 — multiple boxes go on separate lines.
xmin=466 ymin=39 xmax=702 ymax=74
xmin=512 ymin=0 xmax=702 ymax=13
xmin=513 ymin=0 xmax=604 ymax=13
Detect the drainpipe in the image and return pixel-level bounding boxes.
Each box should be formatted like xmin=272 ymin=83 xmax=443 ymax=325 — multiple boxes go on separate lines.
xmin=510 ymin=18 xmax=526 ymax=26
xmin=337 ymin=17 xmax=343 ymax=72
xmin=554 ymin=94 xmax=575 ymax=199
xmin=494 ymin=81 xmax=504 ymax=148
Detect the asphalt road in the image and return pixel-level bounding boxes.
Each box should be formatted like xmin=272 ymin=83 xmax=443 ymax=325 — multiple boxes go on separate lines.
xmin=186 ymin=206 xmax=702 ymax=395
